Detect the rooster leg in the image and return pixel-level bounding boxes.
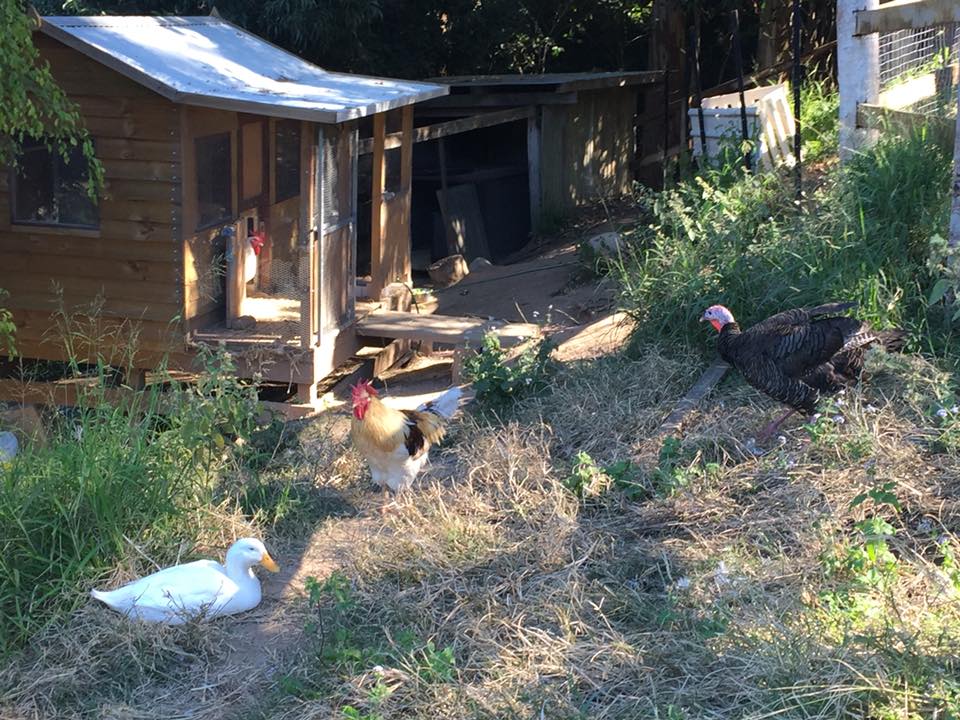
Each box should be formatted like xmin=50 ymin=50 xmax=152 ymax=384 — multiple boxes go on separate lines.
xmin=755 ymin=408 xmax=796 ymax=443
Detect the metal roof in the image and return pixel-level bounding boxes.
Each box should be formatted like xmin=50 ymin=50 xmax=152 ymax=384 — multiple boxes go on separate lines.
xmin=40 ymin=15 xmax=449 ymax=123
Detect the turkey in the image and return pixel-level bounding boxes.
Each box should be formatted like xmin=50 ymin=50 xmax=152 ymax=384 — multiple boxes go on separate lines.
xmin=700 ymin=301 xmax=905 ymax=439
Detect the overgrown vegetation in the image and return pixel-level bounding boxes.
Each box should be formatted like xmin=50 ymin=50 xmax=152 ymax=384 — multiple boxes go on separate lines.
xmin=615 ymin=125 xmax=955 ymax=362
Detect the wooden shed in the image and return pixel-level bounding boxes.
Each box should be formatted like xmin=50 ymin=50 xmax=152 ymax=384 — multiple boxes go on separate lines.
xmin=0 ymin=14 xmax=453 ymax=406
xmin=405 ymin=72 xmax=662 ymax=267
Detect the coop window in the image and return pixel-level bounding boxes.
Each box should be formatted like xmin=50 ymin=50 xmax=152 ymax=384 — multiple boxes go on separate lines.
xmin=275 ymin=120 xmax=301 ymax=202
xmin=11 ymin=138 xmax=98 ymax=229
xmin=195 ymin=132 xmax=232 ymax=230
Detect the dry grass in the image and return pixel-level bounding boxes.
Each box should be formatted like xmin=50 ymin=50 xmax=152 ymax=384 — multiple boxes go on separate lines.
xmin=3 ymin=346 xmax=960 ymax=719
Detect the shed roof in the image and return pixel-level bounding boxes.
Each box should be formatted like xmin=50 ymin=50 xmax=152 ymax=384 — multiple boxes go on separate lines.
xmin=429 ymin=71 xmax=663 ymax=93
xmin=39 ymin=15 xmax=448 ymax=123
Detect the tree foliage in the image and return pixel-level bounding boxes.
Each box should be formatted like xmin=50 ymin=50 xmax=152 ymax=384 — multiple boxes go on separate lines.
xmin=0 ymin=0 xmax=101 ymax=191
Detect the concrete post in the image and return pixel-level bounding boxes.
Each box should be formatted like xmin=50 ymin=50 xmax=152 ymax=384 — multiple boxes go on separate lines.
xmin=837 ymin=0 xmax=880 ymax=163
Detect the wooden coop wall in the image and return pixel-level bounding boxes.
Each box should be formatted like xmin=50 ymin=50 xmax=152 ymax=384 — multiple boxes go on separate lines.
xmin=0 ymin=35 xmax=183 ymax=370
xmin=540 ymin=87 xmax=638 ymax=215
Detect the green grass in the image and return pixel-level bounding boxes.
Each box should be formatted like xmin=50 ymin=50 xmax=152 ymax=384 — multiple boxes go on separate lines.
xmin=614 ymin=125 xmax=955 ymax=361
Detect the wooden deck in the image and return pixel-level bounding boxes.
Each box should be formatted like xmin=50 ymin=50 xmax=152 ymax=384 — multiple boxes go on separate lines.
xmin=356 ymin=309 xmax=540 ymax=347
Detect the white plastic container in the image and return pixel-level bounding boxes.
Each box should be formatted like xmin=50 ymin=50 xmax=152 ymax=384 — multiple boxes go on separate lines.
xmin=688 ymin=83 xmax=797 ymax=169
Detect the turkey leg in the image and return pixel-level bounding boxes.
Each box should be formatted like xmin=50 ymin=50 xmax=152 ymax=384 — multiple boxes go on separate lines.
xmin=755 ymin=408 xmax=796 ymax=442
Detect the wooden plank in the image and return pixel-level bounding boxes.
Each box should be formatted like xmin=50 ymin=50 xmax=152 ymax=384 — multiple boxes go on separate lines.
xmin=0 ymin=252 xmax=176 ymax=284
xmin=102 ymin=159 xmax=180 ymax=183
xmin=0 ymin=234 xmax=176 ymax=262
xmin=103 ymin=178 xmax=181 ymax=205
xmin=855 ymin=0 xmax=960 ymax=35
xmin=71 ymin=95 xmax=177 ymax=118
xmin=357 ymin=310 xmax=538 ymax=346
xmin=3 ymin=291 xmax=179 ymax=322
xmin=436 ymin=184 xmax=489 ymax=261
xmin=10 ymin=310 xmax=183 ymax=352
xmin=0 ymin=273 xmax=179 ymax=305
xmin=856 ymin=102 xmax=955 ymax=145
xmin=91 ymin=139 xmax=179 ymax=162
xmin=425 ymin=92 xmax=579 ymax=109
xmin=225 ymin=230 xmax=245 ymax=328
xmin=100 ymin=199 xmax=179 ymax=224
xmin=527 ymin=111 xmax=541 ymax=232
xmin=657 ymin=361 xmax=730 ymax=437
xmin=98 ymin=220 xmax=177 ymax=243
xmin=370 ymin=112 xmax=386 ymax=296
xmin=84 ymin=115 xmax=179 ymax=141
xmin=554 ymin=70 xmax=664 ymax=92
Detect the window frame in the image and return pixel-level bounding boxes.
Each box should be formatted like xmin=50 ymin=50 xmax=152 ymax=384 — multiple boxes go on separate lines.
xmin=10 ymin=139 xmax=100 ymax=231
xmin=194 ymin=131 xmax=234 ymax=231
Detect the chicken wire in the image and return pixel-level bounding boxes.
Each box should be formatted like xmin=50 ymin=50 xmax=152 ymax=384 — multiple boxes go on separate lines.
xmin=879 ymin=21 xmax=960 ymax=116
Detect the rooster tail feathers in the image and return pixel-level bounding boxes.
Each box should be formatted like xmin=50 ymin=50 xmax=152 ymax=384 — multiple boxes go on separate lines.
xmin=418 ymin=386 xmax=463 ymax=419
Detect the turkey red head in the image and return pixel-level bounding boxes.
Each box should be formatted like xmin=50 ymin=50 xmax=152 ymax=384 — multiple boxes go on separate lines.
xmin=700 ymin=304 xmax=736 ymax=332
xmin=350 ymin=380 xmax=378 ymax=420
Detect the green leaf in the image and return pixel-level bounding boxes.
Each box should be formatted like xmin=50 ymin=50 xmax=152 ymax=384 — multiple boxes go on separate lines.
xmin=929 ymin=278 xmax=952 ymax=305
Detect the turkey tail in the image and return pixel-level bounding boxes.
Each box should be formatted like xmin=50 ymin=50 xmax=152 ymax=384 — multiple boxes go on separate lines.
xmin=418 ymin=386 xmax=463 ymax=419
xmin=807 ymin=301 xmax=858 ymax=317
xmin=877 ymin=328 xmax=907 ymax=353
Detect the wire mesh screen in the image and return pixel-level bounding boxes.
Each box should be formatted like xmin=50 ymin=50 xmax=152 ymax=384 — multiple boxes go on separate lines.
xmin=879 ymin=21 xmax=959 ymax=116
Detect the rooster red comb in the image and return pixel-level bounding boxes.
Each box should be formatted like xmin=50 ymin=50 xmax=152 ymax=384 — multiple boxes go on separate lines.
xmin=350 ymin=379 xmax=377 ymax=402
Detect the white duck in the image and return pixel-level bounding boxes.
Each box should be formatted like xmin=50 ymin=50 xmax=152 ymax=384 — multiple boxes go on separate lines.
xmin=90 ymin=538 xmax=280 ymax=624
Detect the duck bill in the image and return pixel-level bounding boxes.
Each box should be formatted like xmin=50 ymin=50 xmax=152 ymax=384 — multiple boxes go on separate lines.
xmin=260 ymin=552 xmax=280 ymax=572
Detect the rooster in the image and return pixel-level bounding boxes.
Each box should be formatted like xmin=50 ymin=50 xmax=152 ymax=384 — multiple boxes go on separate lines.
xmin=701 ymin=301 xmax=905 ymax=440
xmin=350 ymin=380 xmax=463 ymax=493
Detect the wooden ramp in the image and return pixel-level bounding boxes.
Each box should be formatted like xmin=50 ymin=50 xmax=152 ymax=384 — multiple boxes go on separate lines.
xmin=356 ymin=309 xmax=540 ymax=380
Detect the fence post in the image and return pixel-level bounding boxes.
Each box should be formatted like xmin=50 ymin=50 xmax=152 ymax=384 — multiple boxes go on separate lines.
xmin=837 ymin=0 xmax=880 ymax=163
xmin=948 ymin=90 xmax=960 ymax=256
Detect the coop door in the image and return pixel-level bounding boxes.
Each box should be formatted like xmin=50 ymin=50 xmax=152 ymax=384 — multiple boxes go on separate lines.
xmin=317 ymin=122 xmax=358 ymax=341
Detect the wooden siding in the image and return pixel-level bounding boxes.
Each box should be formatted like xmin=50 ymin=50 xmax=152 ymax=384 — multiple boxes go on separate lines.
xmin=540 ymin=87 xmax=637 ymax=215
xmin=0 ymin=36 xmax=182 ymax=368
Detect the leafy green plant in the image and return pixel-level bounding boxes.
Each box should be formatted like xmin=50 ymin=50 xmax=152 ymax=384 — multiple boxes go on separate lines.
xmin=463 ymin=334 xmax=555 ymax=407
xmin=564 ymin=451 xmax=644 ymax=500
xmin=0 ymin=1 xmax=103 ymax=194
xmin=648 ymin=436 xmax=719 ymax=497
xmin=0 ymin=288 xmax=14 ymax=358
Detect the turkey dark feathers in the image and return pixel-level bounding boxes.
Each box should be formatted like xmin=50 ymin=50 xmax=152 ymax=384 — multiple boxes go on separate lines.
xmin=703 ymin=302 xmax=904 ymax=415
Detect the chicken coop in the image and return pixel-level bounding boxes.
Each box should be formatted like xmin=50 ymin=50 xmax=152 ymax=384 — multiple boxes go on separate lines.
xmin=0 ymin=14 xmax=468 ymax=409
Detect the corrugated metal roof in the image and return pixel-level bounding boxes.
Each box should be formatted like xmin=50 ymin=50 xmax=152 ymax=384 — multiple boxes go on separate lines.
xmin=40 ymin=15 xmax=449 ymax=123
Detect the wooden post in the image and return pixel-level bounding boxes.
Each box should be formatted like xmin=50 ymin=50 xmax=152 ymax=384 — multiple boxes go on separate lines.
xmin=838 ymin=0 xmax=880 ymax=163
xmin=947 ymin=87 xmax=960 ymax=257
xmin=527 ymin=108 xmax=541 ymax=234
xmin=370 ymin=112 xmax=386 ymax=295
xmin=730 ymin=9 xmax=752 ymax=172
xmin=691 ymin=20 xmax=707 ymax=160
xmin=792 ymin=0 xmax=803 ymax=199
